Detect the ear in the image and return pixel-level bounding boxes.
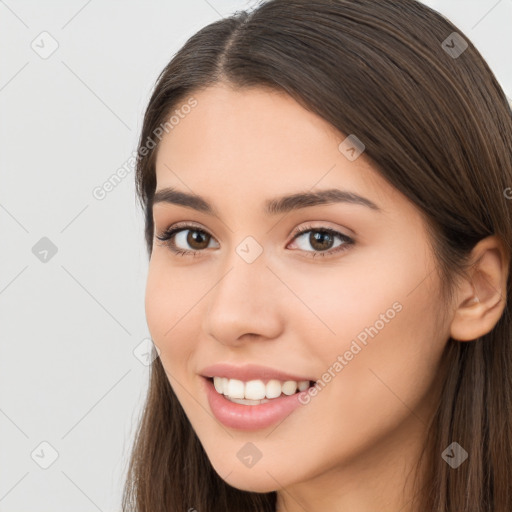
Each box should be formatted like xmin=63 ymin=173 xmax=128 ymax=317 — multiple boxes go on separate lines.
xmin=450 ymin=235 xmax=510 ymax=342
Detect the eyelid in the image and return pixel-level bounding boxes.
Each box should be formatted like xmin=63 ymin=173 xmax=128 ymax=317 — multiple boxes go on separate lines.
xmin=157 ymin=220 xmax=353 ymax=239
xmin=155 ymin=220 xmax=211 ymax=239
xmin=289 ymin=221 xmax=354 ymax=239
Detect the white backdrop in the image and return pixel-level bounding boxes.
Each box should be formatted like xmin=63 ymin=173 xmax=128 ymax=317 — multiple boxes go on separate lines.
xmin=1 ymin=1 xmax=511 ymax=510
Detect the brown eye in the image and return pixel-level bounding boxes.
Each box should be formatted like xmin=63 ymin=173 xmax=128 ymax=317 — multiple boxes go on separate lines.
xmin=184 ymin=230 xmax=211 ymax=250
xmin=289 ymin=226 xmax=355 ymax=258
xmin=308 ymin=231 xmax=335 ymax=251
xmin=155 ymin=224 xmax=219 ymax=255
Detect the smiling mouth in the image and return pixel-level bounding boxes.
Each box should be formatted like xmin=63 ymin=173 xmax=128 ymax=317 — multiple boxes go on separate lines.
xmin=206 ymin=376 xmax=316 ymax=405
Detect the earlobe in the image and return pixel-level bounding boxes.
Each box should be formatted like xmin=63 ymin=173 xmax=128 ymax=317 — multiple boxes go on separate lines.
xmin=449 ymin=236 xmax=509 ymax=342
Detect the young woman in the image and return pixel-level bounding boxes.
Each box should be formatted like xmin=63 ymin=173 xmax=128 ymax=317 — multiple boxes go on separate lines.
xmin=122 ymin=1 xmax=512 ymax=510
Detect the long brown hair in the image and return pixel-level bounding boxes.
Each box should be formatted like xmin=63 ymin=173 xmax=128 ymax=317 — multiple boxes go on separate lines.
xmin=122 ymin=1 xmax=512 ymax=510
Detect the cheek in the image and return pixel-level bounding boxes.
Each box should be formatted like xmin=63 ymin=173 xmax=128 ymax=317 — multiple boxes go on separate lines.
xmin=278 ymin=247 xmax=414 ymax=356
xmin=291 ymin=244 xmax=445 ymax=424
xmin=144 ymin=255 xmax=207 ymax=370
xmin=329 ymin=300 xmax=444 ymax=465
xmin=144 ymin=257 xmax=188 ymax=352
xmin=144 ymin=259 xmax=169 ymax=343
xmin=312 ymin=275 xmax=444 ymax=440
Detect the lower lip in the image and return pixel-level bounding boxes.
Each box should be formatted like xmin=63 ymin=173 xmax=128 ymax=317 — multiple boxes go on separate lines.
xmin=202 ymin=376 xmax=309 ymax=431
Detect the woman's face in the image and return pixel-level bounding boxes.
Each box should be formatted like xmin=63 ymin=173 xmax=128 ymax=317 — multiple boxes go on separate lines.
xmin=146 ymin=83 xmax=451 ymax=497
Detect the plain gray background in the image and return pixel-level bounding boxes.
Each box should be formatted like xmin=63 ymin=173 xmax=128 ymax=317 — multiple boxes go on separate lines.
xmin=1 ymin=1 xmax=511 ymax=510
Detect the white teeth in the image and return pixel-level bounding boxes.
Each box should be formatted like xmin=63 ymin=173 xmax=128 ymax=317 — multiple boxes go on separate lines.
xmin=227 ymin=379 xmax=245 ymax=399
xmin=298 ymin=380 xmax=310 ymax=391
xmin=213 ymin=377 xmax=223 ymax=394
xmin=266 ymin=379 xmax=282 ymax=399
xmin=222 ymin=377 xmax=229 ymax=395
xmin=226 ymin=396 xmax=270 ymax=406
xmin=212 ymin=376 xmax=311 ymax=400
xmin=282 ymin=380 xmax=298 ymax=395
xmin=245 ymin=380 xmax=266 ymax=400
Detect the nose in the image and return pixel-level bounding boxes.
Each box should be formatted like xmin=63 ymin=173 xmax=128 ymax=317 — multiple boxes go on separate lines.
xmin=203 ymin=248 xmax=283 ymax=347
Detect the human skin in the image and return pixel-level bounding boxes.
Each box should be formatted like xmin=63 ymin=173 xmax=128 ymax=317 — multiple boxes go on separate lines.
xmin=145 ymin=83 xmax=507 ymax=511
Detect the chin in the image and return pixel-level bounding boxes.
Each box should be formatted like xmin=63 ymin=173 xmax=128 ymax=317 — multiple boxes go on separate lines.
xmin=220 ymin=471 xmax=282 ymax=494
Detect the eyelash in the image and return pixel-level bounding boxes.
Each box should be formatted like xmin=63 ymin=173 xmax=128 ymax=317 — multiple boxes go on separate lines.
xmin=155 ymin=222 xmax=355 ymax=259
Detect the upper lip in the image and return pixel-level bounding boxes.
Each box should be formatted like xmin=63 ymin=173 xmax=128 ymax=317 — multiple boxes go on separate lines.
xmin=200 ymin=363 xmax=315 ymax=383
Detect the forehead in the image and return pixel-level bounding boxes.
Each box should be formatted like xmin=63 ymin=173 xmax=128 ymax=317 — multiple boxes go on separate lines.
xmin=154 ymin=83 xmax=397 ymax=211
xmin=156 ymin=84 xmax=340 ymax=162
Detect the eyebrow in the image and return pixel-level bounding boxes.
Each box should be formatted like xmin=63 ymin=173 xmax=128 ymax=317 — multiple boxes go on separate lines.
xmin=152 ymin=187 xmax=381 ymax=216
